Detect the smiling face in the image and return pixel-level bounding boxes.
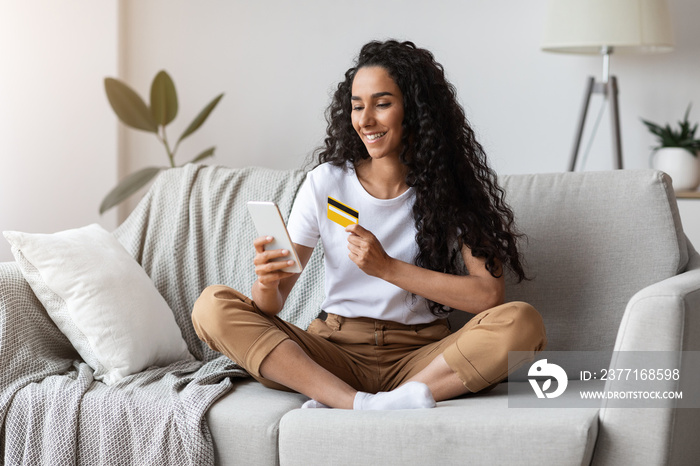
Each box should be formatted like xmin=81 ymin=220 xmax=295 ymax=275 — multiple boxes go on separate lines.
xmin=350 ymin=66 xmax=405 ymax=162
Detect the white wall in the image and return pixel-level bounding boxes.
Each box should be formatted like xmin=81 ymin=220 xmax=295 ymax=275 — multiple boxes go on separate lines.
xmin=0 ymin=1 xmax=119 ymax=262
xmin=119 ymin=0 xmax=700 ymax=215
xmin=2 ymin=0 xmax=698 ymax=259
xmin=678 ymin=200 xmax=700 ymax=247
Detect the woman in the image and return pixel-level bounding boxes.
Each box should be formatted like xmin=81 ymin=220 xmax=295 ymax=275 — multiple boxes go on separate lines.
xmin=192 ymin=40 xmax=546 ymax=410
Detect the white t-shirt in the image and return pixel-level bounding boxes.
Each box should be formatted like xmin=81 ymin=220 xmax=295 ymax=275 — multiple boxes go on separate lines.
xmin=287 ymin=162 xmax=437 ymax=325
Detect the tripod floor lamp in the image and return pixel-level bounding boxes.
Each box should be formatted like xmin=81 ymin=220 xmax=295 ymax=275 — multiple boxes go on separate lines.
xmin=542 ymin=0 xmax=674 ymax=171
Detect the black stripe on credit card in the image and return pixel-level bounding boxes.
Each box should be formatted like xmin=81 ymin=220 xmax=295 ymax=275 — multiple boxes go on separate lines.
xmin=328 ymin=197 xmax=359 ymax=218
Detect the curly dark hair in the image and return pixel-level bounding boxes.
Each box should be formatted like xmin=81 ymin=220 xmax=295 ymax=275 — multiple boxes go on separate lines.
xmin=316 ymin=39 xmax=525 ymax=315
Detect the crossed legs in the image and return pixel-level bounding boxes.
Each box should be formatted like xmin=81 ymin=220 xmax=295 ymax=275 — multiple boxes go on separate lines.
xmin=192 ymin=285 xmax=546 ymax=409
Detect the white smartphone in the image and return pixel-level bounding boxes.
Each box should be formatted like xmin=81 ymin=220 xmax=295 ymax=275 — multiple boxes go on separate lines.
xmin=246 ymin=201 xmax=303 ymax=274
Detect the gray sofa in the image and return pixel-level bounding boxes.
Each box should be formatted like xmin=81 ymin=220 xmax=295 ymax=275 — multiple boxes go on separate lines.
xmin=2 ymin=164 xmax=699 ymax=465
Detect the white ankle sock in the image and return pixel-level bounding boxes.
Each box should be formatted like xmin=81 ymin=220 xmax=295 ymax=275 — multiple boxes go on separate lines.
xmin=353 ymin=381 xmax=436 ymax=410
xmin=301 ymin=399 xmax=330 ymax=409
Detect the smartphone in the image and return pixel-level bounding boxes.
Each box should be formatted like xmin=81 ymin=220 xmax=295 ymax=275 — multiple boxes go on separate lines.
xmin=246 ymin=201 xmax=303 ymax=274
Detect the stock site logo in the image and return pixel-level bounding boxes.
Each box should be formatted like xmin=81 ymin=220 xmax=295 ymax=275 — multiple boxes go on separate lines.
xmin=528 ymin=359 xmax=568 ymax=399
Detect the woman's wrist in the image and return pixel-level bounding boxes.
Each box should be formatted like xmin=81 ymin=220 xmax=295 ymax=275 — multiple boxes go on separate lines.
xmin=252 ymin=279 xmax=283 ymax=315
xmin=379 ymin=257 xmax=402 ymax=283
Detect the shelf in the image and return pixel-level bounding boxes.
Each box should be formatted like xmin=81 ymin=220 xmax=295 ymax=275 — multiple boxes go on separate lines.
xmin=676 ymin=191 xmax=700 ymax=199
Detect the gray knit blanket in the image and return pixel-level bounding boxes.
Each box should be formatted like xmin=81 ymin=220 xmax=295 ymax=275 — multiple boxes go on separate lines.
xmin=0 ymin=164 xmax=325 ymax=465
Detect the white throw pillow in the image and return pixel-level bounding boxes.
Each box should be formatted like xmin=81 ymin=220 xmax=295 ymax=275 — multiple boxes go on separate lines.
xmin=3 ymin=224 xmax=194 ymax=384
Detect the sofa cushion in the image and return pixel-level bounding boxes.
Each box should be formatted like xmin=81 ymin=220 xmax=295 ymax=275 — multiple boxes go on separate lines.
xmin=474 ymin=170 xmax=687 ymax=357
xmin=278 ymin=382 xmax=599 ymax=466
xmin=3 ymin=224 xmax=193 ymax=384
xmin=206 ymin=379 xmax=307 ymax=466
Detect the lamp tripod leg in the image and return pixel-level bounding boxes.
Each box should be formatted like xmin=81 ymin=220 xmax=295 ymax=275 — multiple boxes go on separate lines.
xmin=608 ymin=76 xmax=623 ymax=169
xmin=570 ymin=77 xmax=596 ymax=171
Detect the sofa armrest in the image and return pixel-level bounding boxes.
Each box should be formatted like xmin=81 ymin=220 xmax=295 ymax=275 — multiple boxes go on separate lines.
xmin=0 ymin=261 xmax=34 ymax=317
xmin=0 ymin=261 xmax=40 ymax=317
xmin=0 ymin=262 xmax=77 ymax=385
xmin=613 ymin=249 xmax=700 ymax=353
xmin=591 ymin=249 xmax=700 ymax=466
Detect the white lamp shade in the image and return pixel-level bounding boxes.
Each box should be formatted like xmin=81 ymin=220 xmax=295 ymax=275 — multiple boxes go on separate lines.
xmin=542 ymin=0 xmax=674 ymax=54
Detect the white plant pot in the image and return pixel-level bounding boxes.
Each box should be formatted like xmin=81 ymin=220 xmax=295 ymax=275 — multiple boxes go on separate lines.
xmin=652 ymin=147 xmax=700 ymax=192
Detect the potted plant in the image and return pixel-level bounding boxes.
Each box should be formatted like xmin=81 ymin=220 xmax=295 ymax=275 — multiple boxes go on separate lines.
xmin=101 ymin=70 xmax=224 ymax=214
xmin=641 ymin=104 xmax=700 ymax=192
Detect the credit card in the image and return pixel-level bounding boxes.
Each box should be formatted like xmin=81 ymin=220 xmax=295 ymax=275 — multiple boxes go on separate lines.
xmin=327 ymin=196 xmax=359 ymax=227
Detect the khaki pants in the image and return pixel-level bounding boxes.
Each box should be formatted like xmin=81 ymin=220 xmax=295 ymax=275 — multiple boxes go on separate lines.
xmin=192 ymin=285 xmax=547 ymax=394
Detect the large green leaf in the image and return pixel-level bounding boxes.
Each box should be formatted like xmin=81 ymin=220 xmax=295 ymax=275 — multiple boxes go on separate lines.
xmin=177 ymin=93 xmax=224 ymax=143
xmin=150 ymin=70 xmax=178 ymax=126
xmin=189 ymin=146 xmax=216 ymax=164
xmin=104 ymin=78 xmax=158 ymax=133
xmin=99 ymin=166 xmax=163 ymax=214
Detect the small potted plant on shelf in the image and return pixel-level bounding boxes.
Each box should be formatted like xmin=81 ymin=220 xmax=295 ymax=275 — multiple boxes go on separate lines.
xmin=641 ymin=104 xmax=700 ymax=192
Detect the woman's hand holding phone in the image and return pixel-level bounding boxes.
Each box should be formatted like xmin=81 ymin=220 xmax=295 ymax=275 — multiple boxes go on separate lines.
xmin=251 ymin=236 xmax=314 ymax=316
xmin=251 ymin=235 xmax=296 ymax=315
xmin=253 ymin=235 xmax=296 ymax=289
xmin=247 ymin=201 xmax=310 ymax=314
